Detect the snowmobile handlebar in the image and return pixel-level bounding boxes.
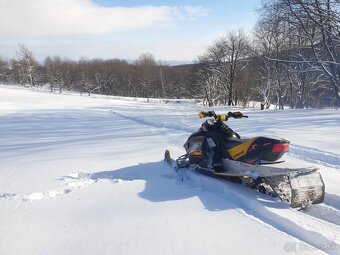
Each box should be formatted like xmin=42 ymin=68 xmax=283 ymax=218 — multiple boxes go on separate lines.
xmin=198 ymin=111 xmax=248 ymax=121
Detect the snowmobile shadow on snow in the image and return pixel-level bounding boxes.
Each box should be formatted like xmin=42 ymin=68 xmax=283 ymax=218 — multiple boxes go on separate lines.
xmin=87 ymin=161 xmax=287 ymax=211
xmin=88 ymin=161 xmax=235 ymax=211
xmin=90 ymin=161 xmax=195 ymax=204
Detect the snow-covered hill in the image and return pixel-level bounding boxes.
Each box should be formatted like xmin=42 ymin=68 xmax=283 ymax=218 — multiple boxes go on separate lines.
xmin=0 ymin=85 xmax=339 ymax=255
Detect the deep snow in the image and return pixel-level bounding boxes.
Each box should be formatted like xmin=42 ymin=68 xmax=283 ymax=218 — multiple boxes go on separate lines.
xmin=0 ymin=85 xmax=339 ymax=255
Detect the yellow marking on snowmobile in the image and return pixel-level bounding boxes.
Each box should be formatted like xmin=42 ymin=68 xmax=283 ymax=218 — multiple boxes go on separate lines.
xmin=191 ymin=150 xmax=202 ymax=156
xmin=228 ymin=137 xmax=258 ymax=160
xmin=218 ymin=114 xmax=228 ymax=121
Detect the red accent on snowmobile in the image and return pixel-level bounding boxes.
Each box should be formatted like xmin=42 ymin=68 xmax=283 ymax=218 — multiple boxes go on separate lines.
xmin=272 ymin=143 xmax=289 ymax=153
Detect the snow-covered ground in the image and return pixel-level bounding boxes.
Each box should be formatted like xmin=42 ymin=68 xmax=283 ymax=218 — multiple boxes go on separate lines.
xmin=0 ymin=85 xmax=339 ymax=255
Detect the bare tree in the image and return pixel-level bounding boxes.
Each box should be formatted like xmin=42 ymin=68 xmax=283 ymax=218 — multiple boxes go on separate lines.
xmin=0 ymin=56 xmax=10 ymax=84
xmin=13 ymin=44 xmax=38 ymax=86
xmin=259 ymin=0 xmax=340 ymax=106
xmin=254 ymin=5 xmax=292 ymax=109
xmin=199 ymin=30 xmax=251 ymax=105
xmin=136 ymin=53 xmax=158 ymax=101
xmin=44 ymin=56 xmax=71 ymax=93
xmin=196 ymin=68 xmax=222 ymax=106
xmin=258 ymin=60 xmax=276 ymax=109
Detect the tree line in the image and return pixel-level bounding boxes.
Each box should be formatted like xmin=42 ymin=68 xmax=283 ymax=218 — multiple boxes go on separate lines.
xmin=0 ymin=0 xmax=339 ymax=108
xmin=0 ymin=48 xmax=197 ymax=100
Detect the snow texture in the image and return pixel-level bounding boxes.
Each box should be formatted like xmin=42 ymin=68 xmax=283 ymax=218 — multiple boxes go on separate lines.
xmin=0 ymin=85 xmax=339 ymax=255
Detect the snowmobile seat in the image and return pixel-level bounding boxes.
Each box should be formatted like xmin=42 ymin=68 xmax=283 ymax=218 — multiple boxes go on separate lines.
xmin=222 ymin=139 xmax=249 ymax=150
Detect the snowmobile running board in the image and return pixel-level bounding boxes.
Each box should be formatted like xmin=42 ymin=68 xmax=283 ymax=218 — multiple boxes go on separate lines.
xmin=220 ymin=159 xmax=319 ymax=177
xmin=165 ymin=150 xmax=325 ymax=209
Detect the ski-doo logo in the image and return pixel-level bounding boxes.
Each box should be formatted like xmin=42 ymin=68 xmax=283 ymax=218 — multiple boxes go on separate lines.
xmin=228 ymin=137 xmax=258 ymax=160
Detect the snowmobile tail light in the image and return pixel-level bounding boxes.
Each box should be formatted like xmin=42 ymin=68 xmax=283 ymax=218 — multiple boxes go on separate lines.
xmin=272 ymin=143 xmax=289 ymax=153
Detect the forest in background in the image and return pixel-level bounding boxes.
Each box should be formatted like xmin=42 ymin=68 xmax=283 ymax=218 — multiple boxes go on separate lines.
xmin=0 ymin=0 xmax=339 ymax=108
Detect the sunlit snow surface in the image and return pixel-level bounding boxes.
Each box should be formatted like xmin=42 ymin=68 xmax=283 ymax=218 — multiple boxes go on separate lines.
xmin=0 ymin=85 xmax=339 ymax=255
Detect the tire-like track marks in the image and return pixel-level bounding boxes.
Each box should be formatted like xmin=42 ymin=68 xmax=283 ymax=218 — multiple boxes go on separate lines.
xmin=289 ymin=144 xmax=340 ymax=170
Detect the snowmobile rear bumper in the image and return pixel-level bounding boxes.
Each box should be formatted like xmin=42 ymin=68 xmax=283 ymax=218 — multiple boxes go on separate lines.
xmin=289 ymin=171 xmax=325 ymax=208
xmin=220 ymin=159 xmax=325 ymax=208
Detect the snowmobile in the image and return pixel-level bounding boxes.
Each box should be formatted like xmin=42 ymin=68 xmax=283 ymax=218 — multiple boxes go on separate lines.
xmin=164 ymin=111 xmax=325 ymax=209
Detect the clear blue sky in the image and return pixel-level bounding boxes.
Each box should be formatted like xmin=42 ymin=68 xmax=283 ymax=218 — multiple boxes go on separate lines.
xmin=0 ymin=0 xmax=261 ymax=62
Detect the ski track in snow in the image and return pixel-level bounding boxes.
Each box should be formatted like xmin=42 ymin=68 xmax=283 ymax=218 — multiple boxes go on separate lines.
xmin=108 ymin=109 xmax=193 ymax=133
xmin=0 ymin=193 xmax=16 ymax=199
xmin=17 ymin=171 xmax=131 ymax=202
xmin=1 ymin=172 xmax=111 ymax=202
xmin=303 ymin=204 xmax=340 ymax=227
xmin=288 ymin=145 xmax=340 ymax=170
xmin=323 ymin=193 xmax=340 ymax=211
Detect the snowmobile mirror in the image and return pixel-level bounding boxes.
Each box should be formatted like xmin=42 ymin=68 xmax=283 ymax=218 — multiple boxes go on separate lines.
xmin=198 ymin=111 xmax=216 ymax=118
xmin=233 ymin=112 xmax=244 ymax=118
xmin=227 ymin=112 xmax=248 ymax=119
xmin=198 ymin=112 xmax=207 ymax=118
xmin=199 ymin=111 xmax=247 ymax=121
